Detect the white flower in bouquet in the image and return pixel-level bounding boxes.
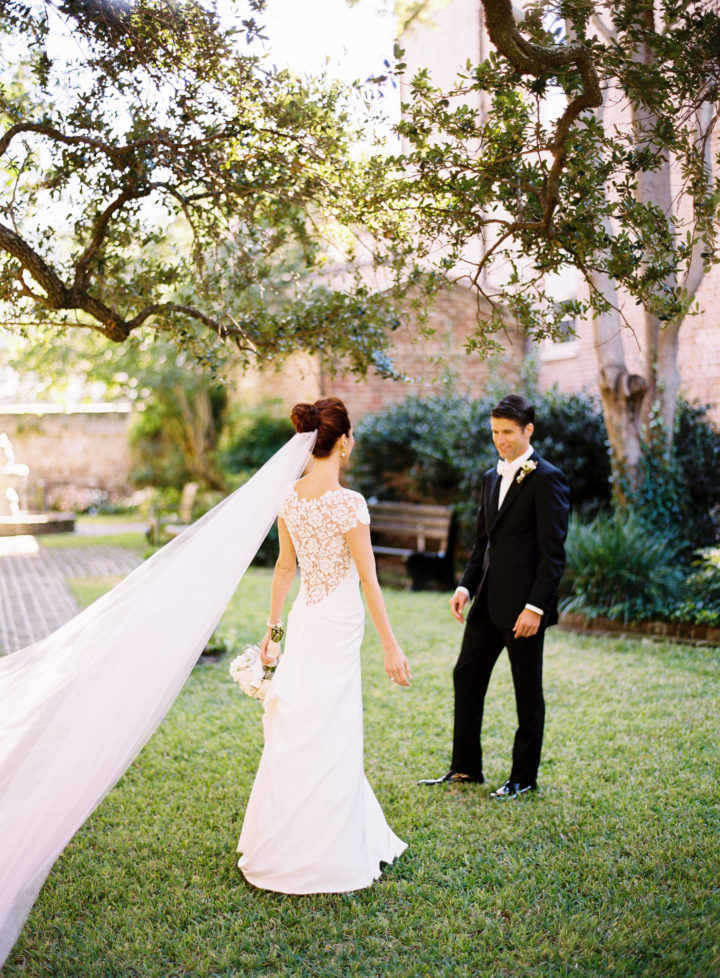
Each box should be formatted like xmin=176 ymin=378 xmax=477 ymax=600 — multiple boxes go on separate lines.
xmin=229 ymin=641 xmax=281 ymax=702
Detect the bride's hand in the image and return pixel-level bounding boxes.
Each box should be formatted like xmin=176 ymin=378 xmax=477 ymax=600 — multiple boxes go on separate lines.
xmin=384 ymin=645 xmax=411 ymax=687
xmin=259 ymin=629 xmax=275 ymax=666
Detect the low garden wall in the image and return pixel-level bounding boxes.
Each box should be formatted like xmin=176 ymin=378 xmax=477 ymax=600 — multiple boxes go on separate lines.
xmin=560 ymin=611 xmax=720 ymax=647
xmin=0 ymin=405 xmax=135 ymax=509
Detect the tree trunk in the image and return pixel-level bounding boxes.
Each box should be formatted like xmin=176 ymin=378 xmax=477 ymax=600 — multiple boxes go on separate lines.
xmin=593 ymin=17 xmax=696 ymax=490
xmin=175 ymin=387 xmax=227 ymax=492
xmin=587 ymin=82 xmax=648 ymax=502
xmin=632 ymin=96 xmax=680 ymax=448
xmin=591 ymin=265 xmax=647 ymax=504
xmin=649 ymin=317 xmax=682 ymax=446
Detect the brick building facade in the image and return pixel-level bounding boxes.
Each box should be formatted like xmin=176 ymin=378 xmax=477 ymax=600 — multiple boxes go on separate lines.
xmin=234 ymin=285 xmax=527 ymax=422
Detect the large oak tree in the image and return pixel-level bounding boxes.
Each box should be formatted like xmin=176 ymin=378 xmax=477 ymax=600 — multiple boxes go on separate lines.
xmin=0 ymin=0 xmax=399 ymax=376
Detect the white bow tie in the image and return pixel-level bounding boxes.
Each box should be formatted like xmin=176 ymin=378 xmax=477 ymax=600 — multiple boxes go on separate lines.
xmin=496 ymin=458 xmax=519 ymax=478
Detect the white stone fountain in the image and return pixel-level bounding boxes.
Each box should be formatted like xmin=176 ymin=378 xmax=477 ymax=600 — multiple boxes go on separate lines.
xmin=0 ymin=433 xmax=30 ymax=516
xmin=0 ymin=434 xmax=75 ymax=538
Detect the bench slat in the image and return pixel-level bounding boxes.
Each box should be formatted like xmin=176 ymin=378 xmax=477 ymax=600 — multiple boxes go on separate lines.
xmin=370 ymin=512 xmax=451 ymax=525
xmin=371 ymin=525 xmax=447 ymax=537
xmin=366 ymin=500 xmax=456 ymax=590
xmin=373 ymin=546 xmax=417 ymax=557
xmin=369 ymin=503 xmax=450 ymax=517
xmin=368 ymin=501 xmax=453 ymax=554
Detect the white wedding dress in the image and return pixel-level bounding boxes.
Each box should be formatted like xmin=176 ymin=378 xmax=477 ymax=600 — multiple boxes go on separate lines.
xmin=237 ymin=486 xmax=406 ymax=892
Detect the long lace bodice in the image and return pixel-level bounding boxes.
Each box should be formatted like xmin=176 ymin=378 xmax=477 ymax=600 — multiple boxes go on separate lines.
xmin=279 ymin=487 xmax=370 ymax=605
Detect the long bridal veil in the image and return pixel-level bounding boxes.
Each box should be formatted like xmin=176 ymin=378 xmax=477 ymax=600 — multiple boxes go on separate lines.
xmin=0 ymin=430 xmax=316 ymax=967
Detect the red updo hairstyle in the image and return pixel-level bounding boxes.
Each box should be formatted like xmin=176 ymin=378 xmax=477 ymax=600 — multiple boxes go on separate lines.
xmin=290 ymin=397 xmax=351 ymax=459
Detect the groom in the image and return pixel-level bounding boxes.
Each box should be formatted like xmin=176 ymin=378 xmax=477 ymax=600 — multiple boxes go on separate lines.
xmin=420 ymin=394 xmax=570 ymax=797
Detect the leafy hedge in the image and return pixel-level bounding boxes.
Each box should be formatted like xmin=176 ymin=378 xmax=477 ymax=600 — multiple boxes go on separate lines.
xmin=671 ymin=401 xmax=720 ymax=549
xmin=219 ymin=400 xmax=294 ymax=475
xmin=352 ymin=391 xmax=720 ymax=622
xmin=671 ymin=547 xmax=720 ymax=626
xmin=561 ymin=517 xmax=720 ymax=626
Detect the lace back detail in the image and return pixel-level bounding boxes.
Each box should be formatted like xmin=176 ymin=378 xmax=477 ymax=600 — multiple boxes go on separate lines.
xmin=279 ymin=488 xmax=370 ymax=605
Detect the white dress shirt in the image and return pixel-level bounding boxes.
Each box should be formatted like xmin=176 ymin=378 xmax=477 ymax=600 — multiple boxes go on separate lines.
xmin=456 ymin=446 xmax=544 ymax=618
xmin=496 ymin=445 xmax=535 ymax=509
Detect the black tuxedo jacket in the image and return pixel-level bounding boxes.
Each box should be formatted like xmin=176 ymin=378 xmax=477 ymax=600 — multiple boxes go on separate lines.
xmin=458 ymin=451 xmax=570 ymax=630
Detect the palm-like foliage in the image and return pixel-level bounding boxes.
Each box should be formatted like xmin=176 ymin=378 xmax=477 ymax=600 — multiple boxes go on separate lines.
xmin=561 ymin=511 xmax=685 ymax=622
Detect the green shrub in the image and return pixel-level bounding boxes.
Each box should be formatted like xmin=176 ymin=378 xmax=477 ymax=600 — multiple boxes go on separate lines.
xmin=560 ymin=511 xmax=686 ymax=623
xmin=619 ymin=400 xmax=720 ymax=556
xmin=531 ymin=390 xmax=611 ymax=517
xmin=129 ymin=382 xmax=227 ymax=490
xmin=673 ymin=401 xmax=720 ymax=549
xmin=219 ymin=400 xmax=294 ymax=475
xmin=671 ymin=547 xmax=720 ymax=626
xmin=352 ymin=393 xmax=496 ymax=553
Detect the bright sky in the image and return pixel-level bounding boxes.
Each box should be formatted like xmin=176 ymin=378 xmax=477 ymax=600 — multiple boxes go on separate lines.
xmin=260 ymin=0 xmax=396 ymax=81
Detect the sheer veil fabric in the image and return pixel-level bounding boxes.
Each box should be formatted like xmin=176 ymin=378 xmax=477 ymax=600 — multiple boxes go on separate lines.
xmin=0 ymin=431 xmax=316 ymax=967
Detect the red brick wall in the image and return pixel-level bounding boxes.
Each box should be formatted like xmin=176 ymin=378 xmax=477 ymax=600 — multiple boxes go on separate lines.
xmin=235 ymin=284 xmax=527 ymax=424
xmin=235 ymin=275 xmax=720 ymax=430
xmin=537 ymin=285 xmax=720 ymax=427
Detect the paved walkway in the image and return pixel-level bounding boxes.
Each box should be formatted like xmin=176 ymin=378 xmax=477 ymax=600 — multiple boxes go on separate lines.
xmin=0 ymin=542 xmax=143 ymax=654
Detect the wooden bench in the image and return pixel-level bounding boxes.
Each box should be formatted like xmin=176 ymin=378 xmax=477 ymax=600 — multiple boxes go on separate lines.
xmin=368 ymin=501 xmax=457 ymax=591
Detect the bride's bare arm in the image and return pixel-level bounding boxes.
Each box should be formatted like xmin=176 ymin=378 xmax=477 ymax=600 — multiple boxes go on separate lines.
xmin=346 ymin=523 xmax=411 ymax=686
xmin=260 ymin=518 xmax=296 ymax=663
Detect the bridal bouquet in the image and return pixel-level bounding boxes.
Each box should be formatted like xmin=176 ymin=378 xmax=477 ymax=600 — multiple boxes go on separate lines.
xmin=228 ymin=640 xmax=281 ymax=702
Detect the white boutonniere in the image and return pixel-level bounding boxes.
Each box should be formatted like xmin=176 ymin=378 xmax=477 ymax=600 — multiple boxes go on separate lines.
xmin=516 ymin=460 xmax=537 ymax=484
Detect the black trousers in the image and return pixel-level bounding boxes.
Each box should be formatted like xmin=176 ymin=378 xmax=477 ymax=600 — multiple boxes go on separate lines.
xmin=450 ymin=591 xmax=545 ymax=785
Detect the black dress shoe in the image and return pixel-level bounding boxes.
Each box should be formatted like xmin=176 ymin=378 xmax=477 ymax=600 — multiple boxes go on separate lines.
xmin=490 ymin=779 xmax=537 ymax=799
xmin=417 ymin=770 xmax=484 ymax=785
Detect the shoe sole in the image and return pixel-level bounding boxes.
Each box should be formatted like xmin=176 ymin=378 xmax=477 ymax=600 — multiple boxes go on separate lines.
xmin=417 ymin=776 xmax=484 ymax=785
xmin=490 ymin=786 xmax=537 ymax=799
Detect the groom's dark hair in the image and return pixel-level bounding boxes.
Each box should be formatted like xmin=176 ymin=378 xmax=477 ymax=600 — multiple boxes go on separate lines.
xmin=491 ymin=394 xmax=535 ymax=427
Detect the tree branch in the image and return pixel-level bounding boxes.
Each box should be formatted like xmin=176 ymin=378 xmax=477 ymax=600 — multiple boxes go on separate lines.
xmin=0 ymin=120 xmax=241 ymax=169
xmin=126 ymin=302 xmax=254 ymax=351
xmin=0 ymin=122 xmax=131 ymax=167
xmin=481 ymin=0 xmax=602 ymax=225
xmin=73 ymin=185 xmax=151 ymax=291
xmin=0 ymin=221 xmax=69 ymax=306
xmin=15 ymin=269 xmax=52 ymax=307
xmin=0 ymin=222 xmax=229 ymax=344
xmin=482 ymin=0 xmax=598 ymax=77
xmin=682 ymin=102 xmax=715 ymax=302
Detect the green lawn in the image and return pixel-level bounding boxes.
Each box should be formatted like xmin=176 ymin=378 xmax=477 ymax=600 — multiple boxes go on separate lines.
xmin=41 ymin=532 xmax=147 ymax=551
xmin=6 ymin=569 xmax=719 ymax=977
xmin=36 ymin=513 xmax=147 ymax=551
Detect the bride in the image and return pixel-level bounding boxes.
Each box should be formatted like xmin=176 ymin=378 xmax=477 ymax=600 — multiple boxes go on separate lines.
xmin=0 ymin=394 xmax=409 ymax=966
xmin=238 ymin=396 xmax=410 ymax=892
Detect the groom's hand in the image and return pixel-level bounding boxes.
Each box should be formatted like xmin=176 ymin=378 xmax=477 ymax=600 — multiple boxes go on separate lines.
xmin=450 ymin=589 xmax=468 ymax=623
xmin=513 ymin=608 xmax=541 ymax=638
